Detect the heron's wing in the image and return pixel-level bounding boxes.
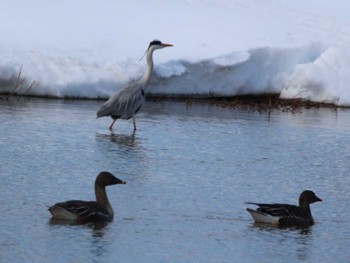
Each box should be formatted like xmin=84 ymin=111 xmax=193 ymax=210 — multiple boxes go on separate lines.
xmin=96 ymin=88 xmax=125 ymax=118
xmin=97 ymin=83 xmax=146 ymax=119
xmin=52 ymin=200 xmax=110 ymax=222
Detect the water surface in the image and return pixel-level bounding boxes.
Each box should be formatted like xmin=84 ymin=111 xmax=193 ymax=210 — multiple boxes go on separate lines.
xmin=0 ymin=98 xmax=350 ymax=262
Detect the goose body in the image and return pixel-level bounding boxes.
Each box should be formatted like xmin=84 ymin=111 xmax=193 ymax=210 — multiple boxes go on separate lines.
xmin=246 ymin=190 xmax=322 ymax=227
xmin=49 ymin=171 xmax=126 ymax=223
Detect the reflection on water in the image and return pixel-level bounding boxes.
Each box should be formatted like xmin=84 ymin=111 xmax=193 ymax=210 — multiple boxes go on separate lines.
xmin=248 ymin=222 xmax=314 ymax=261
xmin=94 ymin=131 xmax=147 ymax=173
xmin=49 ymin=218 xmax=111 ymax=263
xmin=250 ymin=222 xmax=312 ymax=235
xmin=49 ymin=219 xmax=108 ymax=238
xmin=95 ymin=131 xmax=137 ymax=147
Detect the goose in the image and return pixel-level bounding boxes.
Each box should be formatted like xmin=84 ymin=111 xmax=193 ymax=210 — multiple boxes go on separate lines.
xmin=246 ymin=190 xmax=322 ymax=226
xmin=49 ymin=171 xmax=126 ymax=223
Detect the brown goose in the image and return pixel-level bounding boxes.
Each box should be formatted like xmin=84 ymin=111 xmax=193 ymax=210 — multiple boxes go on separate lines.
xmin=246 ymin=190 xmax=322 ymax=227
xmin=49 ymin=171 xmax=126 ymax=223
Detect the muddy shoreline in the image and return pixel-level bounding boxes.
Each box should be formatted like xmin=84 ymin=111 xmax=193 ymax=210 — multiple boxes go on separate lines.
xmin=148 ymin=94 xmax=347 ymax=113
xmin=1 ymin=93 xmax=348 ymax=112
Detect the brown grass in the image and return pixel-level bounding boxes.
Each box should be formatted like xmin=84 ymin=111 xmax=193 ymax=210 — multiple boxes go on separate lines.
xmin=2 ymin=64 xmax=36 ymax=102
xmin=149 ymin=94 xmax=346 ymax=113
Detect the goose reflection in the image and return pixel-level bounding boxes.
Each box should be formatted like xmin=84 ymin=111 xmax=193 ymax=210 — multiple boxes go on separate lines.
xmin=249 ymin=222 xmax=313 ymax=261
xmin=250 ymin=222 xmax=312 ymax=235
xmin=49 ymin=219 xmax=108 ymax=238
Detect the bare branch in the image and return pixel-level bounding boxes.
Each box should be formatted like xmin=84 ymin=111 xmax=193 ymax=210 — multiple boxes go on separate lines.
xmin=17 ymin=81 xmax=36 ymax=101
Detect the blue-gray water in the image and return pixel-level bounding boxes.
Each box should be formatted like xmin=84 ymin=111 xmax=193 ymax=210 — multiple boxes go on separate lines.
xmin=1 ymin=98 xmax=350 ymax=263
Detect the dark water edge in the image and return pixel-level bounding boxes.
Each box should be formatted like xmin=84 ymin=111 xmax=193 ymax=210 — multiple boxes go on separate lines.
xmin=1 ymin=93 xmax=348 ymax=111
xmin=149 ymin=95 xmax=346 ymax=112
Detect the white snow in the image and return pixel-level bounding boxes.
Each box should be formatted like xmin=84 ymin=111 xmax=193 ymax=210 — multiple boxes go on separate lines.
xmin=1 ymin=0 xmax=350 ymax=105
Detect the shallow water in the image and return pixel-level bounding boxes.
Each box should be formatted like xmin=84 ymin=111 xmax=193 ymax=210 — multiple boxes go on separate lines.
xmin=0 ymin=98 xmax=350 ymax=263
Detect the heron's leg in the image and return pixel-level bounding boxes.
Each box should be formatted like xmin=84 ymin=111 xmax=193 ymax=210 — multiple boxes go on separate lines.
xmin=132 ymin=115 xmax=137 ymax=130
xmin=109 ymin=119 xmax=117 ymax=131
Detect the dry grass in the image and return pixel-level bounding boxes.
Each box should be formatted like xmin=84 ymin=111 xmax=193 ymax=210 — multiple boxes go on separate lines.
xmin=205 ymin=95 xmax=341 ymax=112
xmin=2 ymin=64 xmax=36 ymax=102
xmin=149 ymin=94 xmax=346 ymax=113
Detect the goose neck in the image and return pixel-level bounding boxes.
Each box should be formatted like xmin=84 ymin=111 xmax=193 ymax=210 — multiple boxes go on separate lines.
xmin=95 ymin=185 xmax=114 ymax=217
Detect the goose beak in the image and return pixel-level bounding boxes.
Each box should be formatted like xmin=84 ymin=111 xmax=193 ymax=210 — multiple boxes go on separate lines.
xmin=120 ymin=180 xmax=126 ymax=185
xmin=315 ymin=196 xmax=322 ymax=202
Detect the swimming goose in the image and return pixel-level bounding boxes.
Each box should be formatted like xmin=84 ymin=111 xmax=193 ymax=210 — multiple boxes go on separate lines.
xmin=246 ymin=190 xmax=322 ymax=227
xmin=49 ymin=171 xmax=126 ymax=223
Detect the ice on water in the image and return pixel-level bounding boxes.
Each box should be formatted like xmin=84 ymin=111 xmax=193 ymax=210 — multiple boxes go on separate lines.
xmin=1 ymin=0 xmax=350 ymax=105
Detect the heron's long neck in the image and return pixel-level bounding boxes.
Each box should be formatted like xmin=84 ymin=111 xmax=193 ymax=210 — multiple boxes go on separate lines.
xmin=95 ymin=185 xmax=113 ymax=217
xmin=139 ymin=49 xmax=154 ymax=87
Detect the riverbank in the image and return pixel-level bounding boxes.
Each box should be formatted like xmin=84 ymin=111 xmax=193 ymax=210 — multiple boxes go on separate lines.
xmin=149 ymin=94 xmax=346 ymax=113
xmin=1 ymin=93 xmax=348 ymax=113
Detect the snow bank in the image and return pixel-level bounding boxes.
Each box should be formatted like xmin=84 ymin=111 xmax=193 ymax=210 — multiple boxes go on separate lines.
xmin=149 ymin=44 xmax=325 ymax=98
xmin=281 ymin=46 xmax=350 ymax=106
xmin=1 ymin=0 xmax=350 ymax=105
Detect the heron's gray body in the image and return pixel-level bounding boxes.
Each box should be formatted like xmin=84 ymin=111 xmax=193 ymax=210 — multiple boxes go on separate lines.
xmin=96 ymin=82 xmax=146 ymax=120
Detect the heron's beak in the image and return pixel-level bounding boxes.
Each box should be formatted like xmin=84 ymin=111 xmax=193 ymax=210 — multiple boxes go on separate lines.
xmin=161 ymin=43 xmax=173 ymax=47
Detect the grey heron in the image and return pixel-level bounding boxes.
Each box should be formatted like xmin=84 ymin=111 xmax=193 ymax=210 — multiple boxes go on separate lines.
xmin=97 ymin=40 xmax=173 ymax=131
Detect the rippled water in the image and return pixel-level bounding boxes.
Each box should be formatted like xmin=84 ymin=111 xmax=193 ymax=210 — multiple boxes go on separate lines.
xmin=0 ymin=98 xmax=350 ymax=263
